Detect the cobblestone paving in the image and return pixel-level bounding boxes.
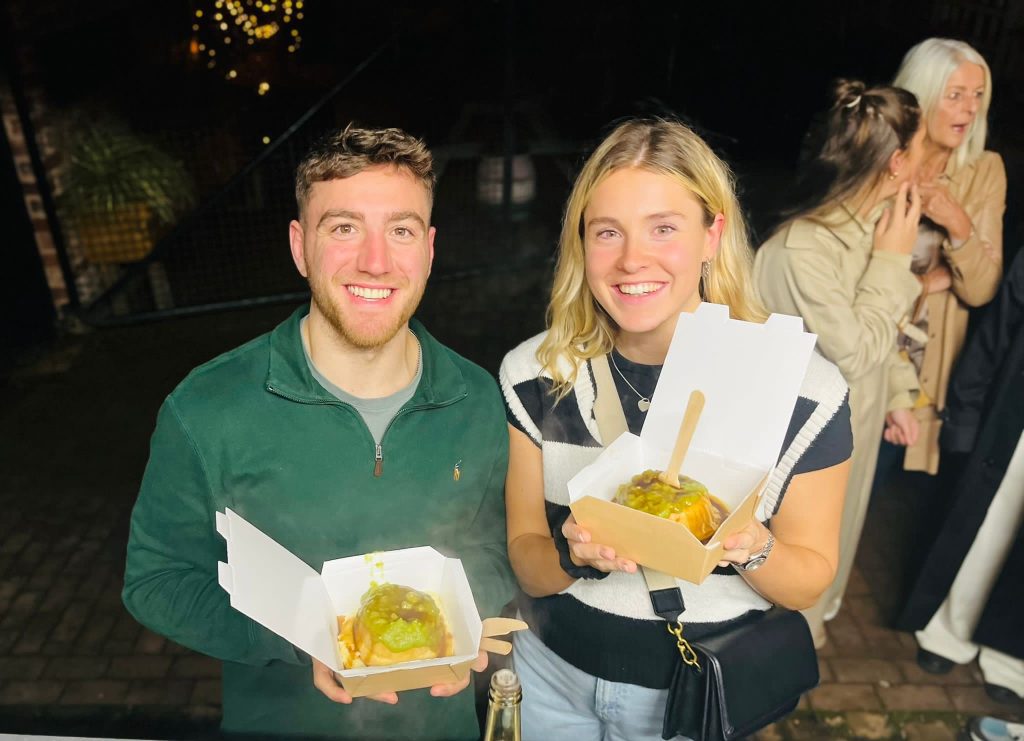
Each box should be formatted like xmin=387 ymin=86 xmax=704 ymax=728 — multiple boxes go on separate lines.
xmin=1 ymin=303 xmax=1022 ymax=739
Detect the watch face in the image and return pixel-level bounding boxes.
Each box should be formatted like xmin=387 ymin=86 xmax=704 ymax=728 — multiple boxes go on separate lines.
xmin=742 ymin=555 xmax=767 ymax=572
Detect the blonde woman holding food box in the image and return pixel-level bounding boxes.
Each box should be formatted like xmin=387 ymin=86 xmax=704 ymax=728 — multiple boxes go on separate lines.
xmin=753 ymin=80 xmax=927 ymax=647
xmin=500 ymin=118 xmax=853 ymax=740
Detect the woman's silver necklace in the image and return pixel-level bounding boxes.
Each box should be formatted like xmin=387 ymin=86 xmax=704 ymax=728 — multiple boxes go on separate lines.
xmin=609 ymin=352 xmax=651 ymax=412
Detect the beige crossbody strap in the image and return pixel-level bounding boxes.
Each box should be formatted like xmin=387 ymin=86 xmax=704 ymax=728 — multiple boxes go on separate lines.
xmin=590 ymin=355 xmax=680 ymax=608
xmin=590 ymin=353 xmax=629 ymax=445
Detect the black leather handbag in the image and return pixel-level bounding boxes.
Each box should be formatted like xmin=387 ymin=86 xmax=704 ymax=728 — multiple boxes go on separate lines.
xmin=660 ymin=606 xmax=819 ymax=741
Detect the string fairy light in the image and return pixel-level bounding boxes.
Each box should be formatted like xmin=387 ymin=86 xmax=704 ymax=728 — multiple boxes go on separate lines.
xmin=188 ymin=0 xmax=304 ymax=94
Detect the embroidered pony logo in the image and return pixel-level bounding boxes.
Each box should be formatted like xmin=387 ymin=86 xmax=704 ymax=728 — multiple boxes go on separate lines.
xmin=453 ymin=460 xmax=462 ymax=481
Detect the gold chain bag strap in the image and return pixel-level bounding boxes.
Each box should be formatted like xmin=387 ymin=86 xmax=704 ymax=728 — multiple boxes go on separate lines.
xmin=590 ymin=354 xmax=700 ymax=666
xmin=590 ymin=354 xmax=819 ymax=741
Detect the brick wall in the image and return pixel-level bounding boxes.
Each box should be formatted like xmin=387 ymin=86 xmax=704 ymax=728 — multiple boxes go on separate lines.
xmin=0 ymin=83 xmax=68 ymax=311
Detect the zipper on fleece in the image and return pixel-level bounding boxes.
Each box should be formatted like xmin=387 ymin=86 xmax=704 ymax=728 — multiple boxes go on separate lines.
xmin=370 ymin=399 xmax=456 ymax=477
xmin=265 ymin=384 xmax=465 ymax=479
xmin=372 ymin=405 xmax=417 ymax=478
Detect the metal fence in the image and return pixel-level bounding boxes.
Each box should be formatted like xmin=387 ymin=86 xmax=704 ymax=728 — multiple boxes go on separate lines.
xmin=67 ymin=56 xmax=577 ymax=366
xmin=52 ymin=42 xmax=584 ymax=372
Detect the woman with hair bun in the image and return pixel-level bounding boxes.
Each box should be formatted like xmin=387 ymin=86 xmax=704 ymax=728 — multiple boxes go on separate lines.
xmin=754 ymin=80 xmax=927 ymax=646
xmin=883 ymin=38 xmax=1004 ymax=474
xmin=500 ymin=118 xmax=853 ymax=738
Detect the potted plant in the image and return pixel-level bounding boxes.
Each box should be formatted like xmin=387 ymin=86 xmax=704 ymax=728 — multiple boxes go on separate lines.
xmin=58 ymin=115 xmax=196 ymax=264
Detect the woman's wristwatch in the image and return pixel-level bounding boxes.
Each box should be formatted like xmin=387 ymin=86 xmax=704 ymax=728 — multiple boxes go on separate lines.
xmin=737 ymin=531 xmax=775 ymax=572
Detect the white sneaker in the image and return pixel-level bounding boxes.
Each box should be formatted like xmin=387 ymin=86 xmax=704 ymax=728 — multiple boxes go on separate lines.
xmin=968 ymin=716 xmax=1024 ymax=741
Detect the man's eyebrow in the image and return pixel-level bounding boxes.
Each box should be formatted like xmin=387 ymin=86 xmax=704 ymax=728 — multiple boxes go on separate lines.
xmin=317 ymin=209 xmax=363 ymax=228
xmin=389 ymin=211 xmax=427 ymax=229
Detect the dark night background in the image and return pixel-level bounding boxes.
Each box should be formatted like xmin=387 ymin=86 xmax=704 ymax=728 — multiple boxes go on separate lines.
xmin=3 ymin=1 xmax=1023 ymax=361
xmin=1 ymin=1 xmax=1022 ymax=738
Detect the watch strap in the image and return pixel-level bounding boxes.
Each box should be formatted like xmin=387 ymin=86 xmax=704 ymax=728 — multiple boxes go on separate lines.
xmin=738 ymin=531 xmax=775 ymax=571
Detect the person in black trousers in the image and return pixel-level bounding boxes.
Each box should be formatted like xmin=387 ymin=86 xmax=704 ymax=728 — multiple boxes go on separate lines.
xmin=898 ymin=244 xmax=1024 ymax=704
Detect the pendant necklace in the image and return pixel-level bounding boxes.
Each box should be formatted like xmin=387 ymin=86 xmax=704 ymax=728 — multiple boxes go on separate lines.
xmin=609 ymin=351 xmax=651 ymax=412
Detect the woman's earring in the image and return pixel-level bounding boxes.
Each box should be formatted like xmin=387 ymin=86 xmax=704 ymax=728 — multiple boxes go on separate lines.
xmin=887 ymin=170 xmax=899 ymax=181
xmin=700 ymin=260 xmax=712 ymax=300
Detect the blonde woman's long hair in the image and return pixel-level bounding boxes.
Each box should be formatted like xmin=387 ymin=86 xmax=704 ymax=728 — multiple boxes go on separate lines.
xmin=894 ymin=37 xmax=992 ymax=170
xmin=538 ymin=118 xmax=766 ymax=397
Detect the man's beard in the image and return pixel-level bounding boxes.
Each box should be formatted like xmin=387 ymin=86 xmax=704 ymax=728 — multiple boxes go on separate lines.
xmin=307 ymin=272 xmax=424 ymax=350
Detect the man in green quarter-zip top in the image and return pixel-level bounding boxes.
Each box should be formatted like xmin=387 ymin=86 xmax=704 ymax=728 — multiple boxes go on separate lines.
xmin=123 ymin=124 xmax=515 ymax=741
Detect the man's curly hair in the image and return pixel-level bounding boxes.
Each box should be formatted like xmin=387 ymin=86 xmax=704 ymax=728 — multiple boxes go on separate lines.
xmin=295 ymin=124 xmax=435 ymax=216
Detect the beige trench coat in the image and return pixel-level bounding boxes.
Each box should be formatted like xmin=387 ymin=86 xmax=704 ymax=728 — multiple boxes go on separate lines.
xmin=889 ymin=151 xmax=1006 ymax=474
xmin=753 ymin=204 xmax=922 ymax=640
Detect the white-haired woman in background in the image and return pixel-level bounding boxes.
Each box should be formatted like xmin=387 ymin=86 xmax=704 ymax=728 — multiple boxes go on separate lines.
xmin=882 ymin=38 xmax=1005 ymax=474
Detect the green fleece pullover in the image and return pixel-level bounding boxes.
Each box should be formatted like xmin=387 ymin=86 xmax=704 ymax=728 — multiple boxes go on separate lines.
xmin=123 ymin=306 xmax=514 ymax=740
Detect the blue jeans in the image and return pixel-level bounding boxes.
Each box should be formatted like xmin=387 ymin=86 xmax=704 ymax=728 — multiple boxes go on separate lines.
xmin=513 ymin=626 xmax=690 ymax=741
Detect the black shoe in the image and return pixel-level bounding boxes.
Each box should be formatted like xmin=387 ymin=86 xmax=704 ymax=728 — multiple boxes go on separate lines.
xmin=917 ymin=647 xmax=955 ymax=674
xmin=984 ymin=683 xmax=1022 ymax=705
